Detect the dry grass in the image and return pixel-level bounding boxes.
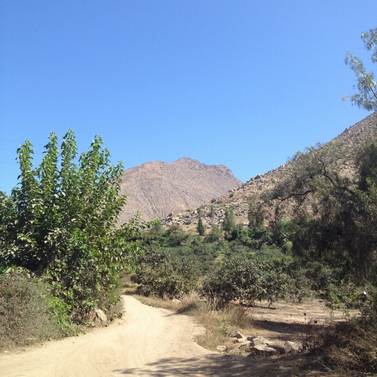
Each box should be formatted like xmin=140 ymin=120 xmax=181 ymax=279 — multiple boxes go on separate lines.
xmin=133 ymin=294 xmax=368 ymax=376
xmin=317 ymin=320 xmax=377 ymax=374
xmin=135 ymin=294 xmax=358 ymax=356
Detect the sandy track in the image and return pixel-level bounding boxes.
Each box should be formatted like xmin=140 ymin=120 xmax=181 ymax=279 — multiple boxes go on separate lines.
xmin=0 ymin=296 xmax=214 ymax=377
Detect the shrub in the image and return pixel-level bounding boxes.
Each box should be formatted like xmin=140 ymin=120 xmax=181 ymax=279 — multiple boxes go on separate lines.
xmin=0 ymin=270 xmax=74 ymax=349
xmin=133 ymin=248 xmax=201 ymax=298
xmin=205 ymin=225 xmax=222 ymax=242
xmin=202 ymin=250 xmax=293 ymax=308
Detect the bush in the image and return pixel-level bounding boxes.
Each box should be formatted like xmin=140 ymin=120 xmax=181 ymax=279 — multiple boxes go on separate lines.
xmin=0 ymin=270 xmax=74 ymax=349
xmin=133 ymin=248 xmax=201 ymax=298
xmin=202 ymin=250 xmax=293 ymax=308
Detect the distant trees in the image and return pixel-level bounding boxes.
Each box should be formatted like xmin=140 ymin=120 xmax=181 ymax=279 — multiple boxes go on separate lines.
xmin=346 ymin=27 xmax=377 ymax=111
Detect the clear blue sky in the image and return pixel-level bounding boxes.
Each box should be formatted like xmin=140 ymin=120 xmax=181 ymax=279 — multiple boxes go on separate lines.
xmin=1 ymin=1 xmax=376 ymax=193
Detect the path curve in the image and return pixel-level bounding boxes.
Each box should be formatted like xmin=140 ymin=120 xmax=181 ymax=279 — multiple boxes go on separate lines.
xmin=0 ymin=296 xmax=214 ymax=377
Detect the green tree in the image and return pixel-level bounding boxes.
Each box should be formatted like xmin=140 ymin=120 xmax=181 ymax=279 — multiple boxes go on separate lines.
xmin=1 ymin=131 xmax=135 ymax=320
xmin=346 ymin=27 xmax=377 ymax=111
xmin=197 ymin=215 xmax=205 ymax=236
xmin=248 ymin=197 xmax=265 ymax=229
xmin=222 ymin=208 xmax=236 ymax=239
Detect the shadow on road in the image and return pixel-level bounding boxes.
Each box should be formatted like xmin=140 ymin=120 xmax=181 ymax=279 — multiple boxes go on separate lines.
xmin=114 ymin=353 xmax=324 ymax=376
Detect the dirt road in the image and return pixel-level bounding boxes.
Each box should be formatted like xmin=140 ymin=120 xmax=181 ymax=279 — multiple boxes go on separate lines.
xmin=1 ymin=295 xmax=313 ymax=377
xmin=0 ymin=296 xmax=220 ymax=377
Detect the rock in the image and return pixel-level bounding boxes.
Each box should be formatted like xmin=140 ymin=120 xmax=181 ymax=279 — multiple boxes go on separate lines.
xmin=263 ymin=338 xmax=286 ymax=353
xmin=247 ymin=336 xmax=302 ymax=355
xmin=229 ymin=330 xmax=245 ymax=339
xmin=283 ymin=341 xmax=301 ymax=353
xmin=238 ymin=341 xmax=253 ymax=351
xmin=249 ymin=336 xmax=278 ymax=355
xmin=216 ymin=345 xmax=228 ymax=353
xmin=94 ymin=308 xmax=107 ymax=324
xmin=250 ymin=343 xmax=277 ymax=355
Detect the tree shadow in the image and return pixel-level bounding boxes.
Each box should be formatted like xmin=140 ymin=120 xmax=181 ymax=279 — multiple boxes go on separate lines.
xmin=252 ymin=319 xmax=325 ymax=337
xmin=113 ymin=353 xmax=324 ymax=376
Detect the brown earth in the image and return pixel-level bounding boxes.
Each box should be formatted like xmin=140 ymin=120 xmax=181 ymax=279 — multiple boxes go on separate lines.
xmin=118 ymin=158 xmax=240 ymax=223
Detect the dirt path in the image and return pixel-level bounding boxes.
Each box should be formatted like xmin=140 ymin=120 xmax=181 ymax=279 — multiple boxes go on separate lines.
xmin=0 ymin=296 xmax=320 ymax=377
xmin=0 ymin=295 xmax=218 ymax=377
xmin=0 ymin=296 xmax=216 ymax=377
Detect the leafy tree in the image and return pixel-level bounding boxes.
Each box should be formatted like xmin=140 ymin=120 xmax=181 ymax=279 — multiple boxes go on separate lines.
xmin=0 ymin=131 xmax=135 ymax=320
xmin=222 ymin=207 xmax=236 ymax=239
xmin=248 ymin=197 xmax=265 ymax=229
xmin=164 ymin=225 xmax=188 ymax=246
xmin=272 ymin=142 xmax=377 ymax=282
xmin=346 ymin=27 xmax=377 ymax=111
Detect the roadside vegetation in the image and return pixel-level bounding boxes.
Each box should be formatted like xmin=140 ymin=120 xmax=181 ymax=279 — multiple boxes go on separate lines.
xmin=0 ymin=131 xmax=139 ymax=348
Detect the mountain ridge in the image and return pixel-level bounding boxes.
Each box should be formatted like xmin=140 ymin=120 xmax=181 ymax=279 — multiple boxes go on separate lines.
xmin=118 ymin=158 xmax=240 ymax=222
xmin=163 ymin=113 xmax=377 ymax=230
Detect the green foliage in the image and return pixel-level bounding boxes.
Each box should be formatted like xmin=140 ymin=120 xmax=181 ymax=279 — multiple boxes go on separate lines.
xmin=0 ymin=131 xmax=136 ymax=321
xmin=205 ymin=225 xmax=222 ymax=242
xmin=197 ymin=215 xmax=205 ymax=236
xmin=222 ymin=208 xmax=236 ymax=239
xmin=164 ymin=225 xmax=188 ymax=246
xmin=346 ymin=27 xmax=377 ymax=111
xmin=202 ymin=250 xmax=293 ymax=308
xmin=248 ymin=197 xmax=265 ymax=229
xmin=272 ymin=141 xmax=377 ymax=283
xmin=133 ymin=248 xmax=201 ymax=298
xmin=0 ymin=269 xmax=74 ymax=349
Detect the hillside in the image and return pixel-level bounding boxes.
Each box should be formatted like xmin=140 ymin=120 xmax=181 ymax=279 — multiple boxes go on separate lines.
xmin=163 ymin=113 xmax=377 ymax=230
xmin=118 ymin=158 xmax=240 ymax=222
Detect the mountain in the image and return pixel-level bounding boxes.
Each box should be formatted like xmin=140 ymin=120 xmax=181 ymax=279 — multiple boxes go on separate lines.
xmin=118 ymin=158 xmax=241 ymax=222
xmin=163 ymin=113 xmax=377 ymax=230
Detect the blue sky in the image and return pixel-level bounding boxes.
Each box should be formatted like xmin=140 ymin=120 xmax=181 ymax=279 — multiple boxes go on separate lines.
xmin=0 ymin=1 xmax=376 ymax=193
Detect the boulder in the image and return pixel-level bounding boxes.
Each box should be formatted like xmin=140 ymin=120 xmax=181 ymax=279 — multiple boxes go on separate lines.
xmin=216 ymin=345 xmax=228 ymax=353
xmin=229 ymin=330 xmax=245 ymax=339
xmin=283 ymin=340 xmax=301 ymax=353
xmin=94 ymin=308 xmax=108 ymax=324
xmin=248 ymin=336 xmax=301 ymax=355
